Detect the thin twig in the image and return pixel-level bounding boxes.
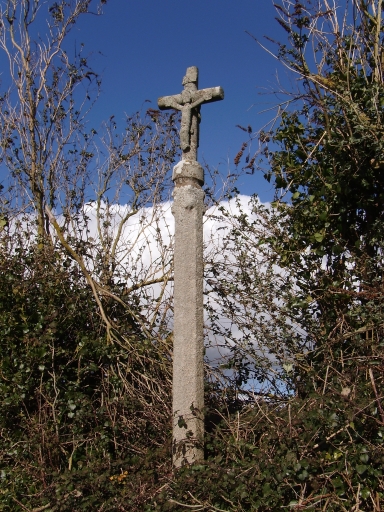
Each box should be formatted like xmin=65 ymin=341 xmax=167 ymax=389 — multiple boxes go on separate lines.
xmin=369 ymin=368 xmax=384 ymax=424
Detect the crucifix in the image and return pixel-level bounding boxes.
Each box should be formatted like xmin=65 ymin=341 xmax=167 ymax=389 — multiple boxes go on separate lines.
xmin=158 ymin=66 xmax=224 ymax=162
xmin=158 ymin=67 xmax=224 ymax=467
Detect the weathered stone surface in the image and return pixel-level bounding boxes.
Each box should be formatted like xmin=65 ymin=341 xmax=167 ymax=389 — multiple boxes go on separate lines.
xmin=159 ymin=67 xmax=223 ymax=467
xmin=158 ymin=66 xmax=224 ymax=161
xmin=171 ymin=184 xmax=205 ymax=466
xmin=172 ymin=160 xmax=204 ymax=184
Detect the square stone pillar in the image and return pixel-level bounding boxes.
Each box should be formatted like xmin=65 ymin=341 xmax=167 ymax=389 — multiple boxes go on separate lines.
xmin=171 ymin=161 xmax=205 ymax=467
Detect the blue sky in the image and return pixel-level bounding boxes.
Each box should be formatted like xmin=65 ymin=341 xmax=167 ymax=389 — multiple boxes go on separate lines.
xmin=68 ymin=0 xmax=291 ymax=201
xmin=0 ymin=1 xmax=295 ymax=202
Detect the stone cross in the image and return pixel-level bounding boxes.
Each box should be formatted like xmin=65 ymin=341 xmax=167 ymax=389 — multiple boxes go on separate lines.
xmin=158 ymin=67 xmax=224 ymax=467
xmin=158 ymin=66 xmax=224 ymax=162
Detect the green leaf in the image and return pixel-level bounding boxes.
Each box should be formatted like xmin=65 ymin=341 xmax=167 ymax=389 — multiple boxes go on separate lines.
xmin=356 ymin=464 xmax=368 ymax=475
xmin=298 ymin=470 xmax=309 ymax=480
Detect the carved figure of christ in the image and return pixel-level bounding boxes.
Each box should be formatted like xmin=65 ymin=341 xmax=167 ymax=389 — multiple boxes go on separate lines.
xmin=158 ymin=66 xmax=224 ymax=161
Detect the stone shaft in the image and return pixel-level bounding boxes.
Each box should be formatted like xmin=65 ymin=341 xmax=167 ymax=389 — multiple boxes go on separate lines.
xmin=171 ymin=164 xmax=205 ymax=467
xmin=159 ymin=67 xmax=223 ymax=468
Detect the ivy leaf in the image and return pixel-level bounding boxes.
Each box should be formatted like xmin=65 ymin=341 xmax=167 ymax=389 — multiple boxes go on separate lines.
xmin=356 ymin=464 xmax=368 ymax=475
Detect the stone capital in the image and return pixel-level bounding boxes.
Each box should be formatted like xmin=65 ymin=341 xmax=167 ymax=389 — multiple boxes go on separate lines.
xmin=172 ymin=160 xmax=204 ymax=184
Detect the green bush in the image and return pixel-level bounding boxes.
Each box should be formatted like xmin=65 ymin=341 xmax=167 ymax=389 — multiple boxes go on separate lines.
xmin=0 ymin=239 xmax=172 ymax=511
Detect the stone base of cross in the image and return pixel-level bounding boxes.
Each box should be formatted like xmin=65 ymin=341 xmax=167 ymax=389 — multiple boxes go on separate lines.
xmin=158 ymin=67 xmax=224 ymax=468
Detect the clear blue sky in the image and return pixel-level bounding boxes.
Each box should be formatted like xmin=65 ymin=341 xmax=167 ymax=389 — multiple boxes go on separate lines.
xmin=70 ymin=0 xmax=292 ymax=201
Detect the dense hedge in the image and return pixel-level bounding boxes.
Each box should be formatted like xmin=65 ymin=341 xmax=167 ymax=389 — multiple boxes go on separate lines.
xmin=0 ymin=241 xmax=172 ymax=511
xmin=0 ymin=239 xmax=383 ymax=511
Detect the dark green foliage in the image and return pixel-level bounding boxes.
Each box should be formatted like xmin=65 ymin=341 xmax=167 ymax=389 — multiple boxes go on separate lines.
xmin=222 ymin=1 xmax=384 ymax=509
xmin=152 ymin=386 xmax=384 ymax=511
xmin=0 ymin=238 xmax=172 ymax=511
